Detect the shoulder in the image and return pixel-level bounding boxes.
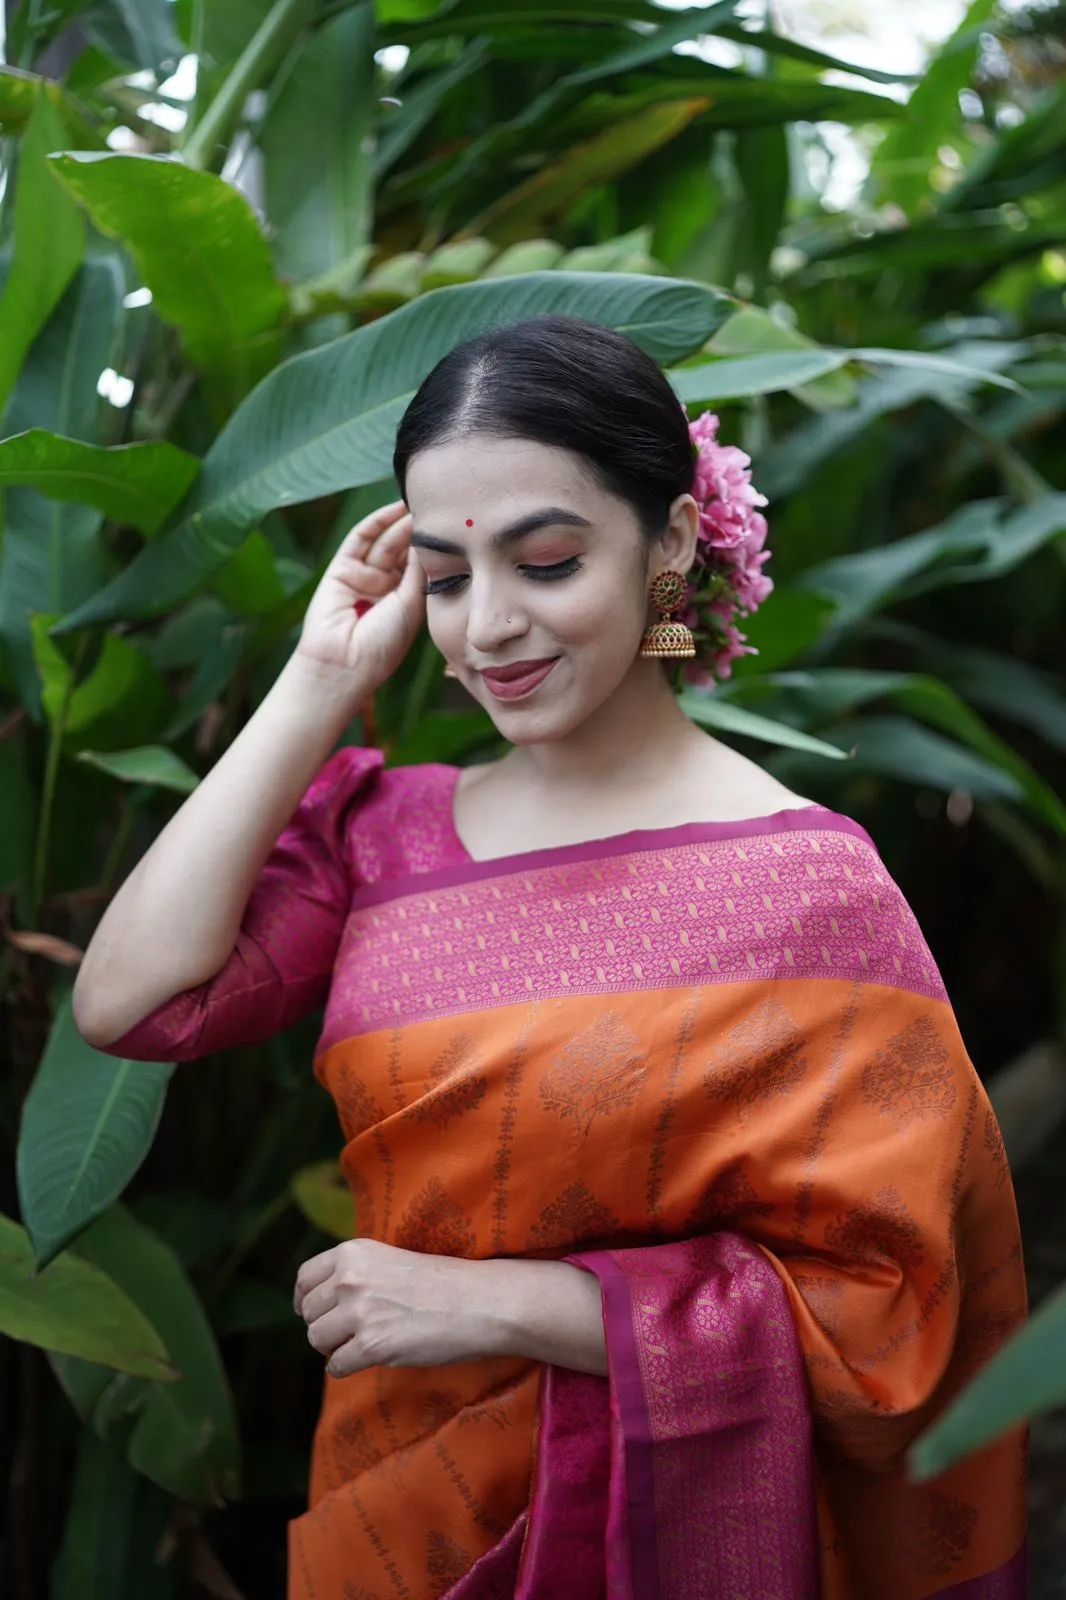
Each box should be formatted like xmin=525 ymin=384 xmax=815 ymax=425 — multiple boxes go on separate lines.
xmin=338 ymin=753 xmax=468 ymax=884
xmin=767 ymin=812 xmax=948 ymax=1000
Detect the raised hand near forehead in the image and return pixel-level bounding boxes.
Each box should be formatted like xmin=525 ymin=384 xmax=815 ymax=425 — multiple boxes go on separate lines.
xmin=296 ymin=499 xmax=427 ymax=690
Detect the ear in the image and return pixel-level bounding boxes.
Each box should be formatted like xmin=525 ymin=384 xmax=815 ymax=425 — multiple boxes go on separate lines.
xmin=652 ymin=493 xmax=700 ymax=579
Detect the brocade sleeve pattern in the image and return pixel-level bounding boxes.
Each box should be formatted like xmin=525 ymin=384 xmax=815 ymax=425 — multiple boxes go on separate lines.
xmin=102 ymin=746 xmax=386 ymax=1062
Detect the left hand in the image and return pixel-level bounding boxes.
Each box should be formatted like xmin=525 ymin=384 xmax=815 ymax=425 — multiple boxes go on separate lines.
xmin=294 ymin=1238 xmax=490 ymax=1377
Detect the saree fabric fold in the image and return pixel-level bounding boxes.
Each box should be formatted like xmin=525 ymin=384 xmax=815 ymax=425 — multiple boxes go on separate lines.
xmin=109 ymin=751 xmax=1028 ymax=1600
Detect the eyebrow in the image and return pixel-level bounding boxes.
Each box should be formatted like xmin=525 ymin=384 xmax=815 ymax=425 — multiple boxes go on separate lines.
xmin=410 ymin=507 xmax=591 ymax=556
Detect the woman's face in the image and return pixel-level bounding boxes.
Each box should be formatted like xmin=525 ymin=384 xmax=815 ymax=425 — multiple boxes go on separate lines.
xmin=405 ymin=434 xmax=693 ymax=745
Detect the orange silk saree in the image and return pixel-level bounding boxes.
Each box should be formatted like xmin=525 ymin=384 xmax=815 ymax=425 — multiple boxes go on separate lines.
xmin=302 ymin=808 xmax=1026 ymax=1599
xmin=108 ymin=755 xmax=1027 ymax=1600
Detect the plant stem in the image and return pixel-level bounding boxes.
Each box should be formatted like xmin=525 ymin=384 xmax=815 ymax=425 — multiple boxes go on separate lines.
xmin=99 ymin=801 xmax=135 ymax=893
xmin=204 ymin=1190 xmax=291 ymax=1305
xmin=398 ymin=632 xmax=444 ymax=742
xmin=181 ymin=0 xmax=314 ymax=171
xmin=29 ymin=636 xmax=87 ymax=923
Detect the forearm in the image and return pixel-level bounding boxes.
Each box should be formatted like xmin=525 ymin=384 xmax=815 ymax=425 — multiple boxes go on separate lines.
xmin=479 ymin=1258 xmax=607 ymax=1377
xmin=74 ymin=652 xmax=370 ymax=1047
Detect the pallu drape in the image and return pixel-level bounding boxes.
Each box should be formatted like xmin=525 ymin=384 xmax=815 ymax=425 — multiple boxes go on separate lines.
xmin=302 ymin=812 xmax=1026 ymax=1598
xmin=107 ymin=754 xmax=1027 ymax=1600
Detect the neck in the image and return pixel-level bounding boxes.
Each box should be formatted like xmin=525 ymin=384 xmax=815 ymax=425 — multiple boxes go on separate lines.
xmin=512 ymin=660 xmax=701 ymax=791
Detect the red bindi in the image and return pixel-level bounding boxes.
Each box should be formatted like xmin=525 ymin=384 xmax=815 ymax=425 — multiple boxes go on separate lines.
xmin=465 ymin=518 xmax=474 ymax=527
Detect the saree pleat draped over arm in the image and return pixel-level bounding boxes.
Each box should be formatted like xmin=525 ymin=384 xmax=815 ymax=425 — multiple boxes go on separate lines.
xmin=110 ymin=750 xmax=1028 ymax=1600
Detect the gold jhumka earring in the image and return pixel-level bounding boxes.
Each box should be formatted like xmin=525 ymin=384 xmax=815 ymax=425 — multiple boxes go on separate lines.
xmin=639 ymin=571 xmax=695 ymax=660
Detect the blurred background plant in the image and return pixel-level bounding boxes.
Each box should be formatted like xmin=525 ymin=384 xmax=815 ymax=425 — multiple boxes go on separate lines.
xmin=1 ymin=0 xmax=1065 ymax=1593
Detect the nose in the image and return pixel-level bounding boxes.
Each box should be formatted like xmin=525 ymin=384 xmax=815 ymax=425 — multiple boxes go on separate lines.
xmin=465 ymin=578 xmax=527 ymax=657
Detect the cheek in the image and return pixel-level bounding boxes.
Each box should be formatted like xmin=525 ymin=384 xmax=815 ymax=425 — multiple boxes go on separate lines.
xmin=425 ymin=601 xmax=465 ymax=657
xmin=551 ymin=567 xmax=645 ymax=647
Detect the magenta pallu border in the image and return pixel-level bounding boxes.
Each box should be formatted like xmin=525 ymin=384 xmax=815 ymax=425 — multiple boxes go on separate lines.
xmin=320 ymin=810 xmax=948 ymax=1046
xmin=349 ymin=806 xmax=870 ymax=911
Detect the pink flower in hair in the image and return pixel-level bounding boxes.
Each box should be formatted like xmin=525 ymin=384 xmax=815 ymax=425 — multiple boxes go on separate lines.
xmin=683 ymin=409 xmax=772 ymax=681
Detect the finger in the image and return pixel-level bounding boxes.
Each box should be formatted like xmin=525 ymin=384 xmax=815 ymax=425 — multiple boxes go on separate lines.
xmin=300 ymin=1279 xmax=340 ymax=1326
xmin=396 ymin=545 xmax=428 ymax=613
xmin=325 ymin=1334 xmax=372 ymax=1380
xmin=362 ymin=511 xmax=413 ymax=573
xmin=334 ymin=560 xmax=400 ymax=600
xmin=293 ymin=1249 xmax=338 ymax=1315
xmin=307 ymin=1304 xmax=356 ymax=1359
xmin=337 ymin=506 xmax=411 ymax=569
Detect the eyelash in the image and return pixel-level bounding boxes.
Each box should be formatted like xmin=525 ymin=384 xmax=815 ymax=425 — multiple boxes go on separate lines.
xmin=423 ymin=557 xmax=583 ymax=597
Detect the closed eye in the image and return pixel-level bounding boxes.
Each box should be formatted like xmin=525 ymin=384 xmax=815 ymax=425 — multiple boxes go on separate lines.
xmin=423 ymin=573 xmax=467 ymax=597
xmin=520 ymin=557 xmax=583 ymax=582
xmin=423 ymin=556 xmax=582 ymax=597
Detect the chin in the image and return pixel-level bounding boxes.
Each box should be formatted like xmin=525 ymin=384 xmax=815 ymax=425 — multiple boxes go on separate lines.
xmin=479 ymin=685 xmax=605 ymax=746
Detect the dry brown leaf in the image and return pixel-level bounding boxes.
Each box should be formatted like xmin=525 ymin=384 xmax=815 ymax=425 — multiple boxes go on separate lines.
xmin=7 ymin=931 xmax=84 ymax=966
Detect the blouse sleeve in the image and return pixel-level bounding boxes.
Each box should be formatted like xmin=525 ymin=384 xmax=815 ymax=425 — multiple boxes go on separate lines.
xmin=102 ymin=746 xmax=384 ymax=1063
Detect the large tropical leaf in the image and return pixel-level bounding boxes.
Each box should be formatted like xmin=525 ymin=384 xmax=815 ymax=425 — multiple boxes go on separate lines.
xmin=18 ymin=994 xmax=175 ymax=1269
xmin=868 ymin=0 xmax=996 ymax=217
xmin=940 ymin=76 xmax=1066 ymax=213
xmin=51 ymin=1433 xmax=178 ymax=1600
xmin=291 ymin=1160 xmax=355 ymax=1240
xmin=801 ymin=495 xmax=1066 ymax=629
xmin=790 ymin=214 xmax=1064 ymax=283
xmin=679 ymin=691 xmax=849 ymax=759
xmin=53 ymin=1205 xmax=241 ymax=1505
xmin=902 ymin=637 xmax=1066 ymax=753
xmin=51 ymin=1434 xmax=142 ymax=1600
xmin=671 ymin=344 xmax=1022 ymax=405
xmin=372 ymin=41 xmax=489 ymax=181
xmin=261 ymin=2 xmax=376 ymax=287
xmin=0 ymin=432 xmax=200 ymax=535
xmin=558 ymin=77 xmax=905 ymax=141
xmin=56 ymin=272 xmax=733 ymax=629
xmin=0 ymin=92 xmax=85 ymax=417
xmin=813 ymin=716 xmax=1025 ymax=801
xmin=106 ymin=0 xmax=184 ymax=75
xmin=725 ymin=588 xmax=838 ymax=676
xmin=429 ymin=0 xmax=739 ymax=203
xmin=758 ymin=342 xmax=1030 ymax=500
xmin=77 ymin=745 xmax=200 ymax=793
xmin=0 ymin=1214 xmax=173 ymax=1377
xmin=739 ymin=670 xmax=1066 ymax=834
xmin=711 ymin=24 xmax=920 ymax=86
xmin=0 ymin=65 xmax=42 ymax=132
xmin=50 ymin=153 xmax=288 ymax=413
xmin=910 ymin=1289 xmax=1061 ymax=1481
xmin=465 ymin=98 xmax=714 ymax=246
xmin=0 ymin=257 xmax=124 ymax=715
xmin=32 ymin=618 xmax=172 ymax=752
xmin=671 ymin=349 xmax=849 ymax=403
xmin=705 ymin=304 xmax=855 ymax=407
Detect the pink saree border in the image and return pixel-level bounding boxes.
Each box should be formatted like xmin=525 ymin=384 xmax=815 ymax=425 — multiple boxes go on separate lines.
xmin=445 ymin=1234 xmax=821 ymax=1600
xmin=351 ymin=804 xmax=870 ymax=912
xmin=320 ymin=814 xmax=946 ymax=1046
xmin=929 ymin=1544 xmax=1027 ymax=1598
xmin=571 ymin=1235 xmax=821 ymax=1600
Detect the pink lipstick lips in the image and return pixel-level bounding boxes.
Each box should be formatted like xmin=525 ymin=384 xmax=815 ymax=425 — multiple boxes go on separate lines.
xmin=479 ymin=658 xmax=558 ymax=700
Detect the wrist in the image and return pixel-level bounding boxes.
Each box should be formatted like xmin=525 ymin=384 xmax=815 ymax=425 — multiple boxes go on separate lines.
xmin=474 ymin=1259 xmax=607 ymax=1374
xmin=275 ymin=650 xmax=374 ymax=732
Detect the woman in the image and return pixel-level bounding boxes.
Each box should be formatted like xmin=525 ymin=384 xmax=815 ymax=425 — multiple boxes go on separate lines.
xmin=75 ymin=316 xmax=1027 ymax=1600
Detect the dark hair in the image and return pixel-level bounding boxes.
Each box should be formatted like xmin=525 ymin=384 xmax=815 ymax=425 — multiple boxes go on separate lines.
xmin=392 ymin=315 xmax=695 ymax=539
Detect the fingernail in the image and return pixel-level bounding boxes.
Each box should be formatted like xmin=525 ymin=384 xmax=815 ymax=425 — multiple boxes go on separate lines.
xmin=353 ymin=600 xmax=373 ymax=619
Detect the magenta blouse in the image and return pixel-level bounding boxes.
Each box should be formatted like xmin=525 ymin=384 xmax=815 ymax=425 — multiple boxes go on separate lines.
xmin=111 ymin=749 xmax=468 ymax=1062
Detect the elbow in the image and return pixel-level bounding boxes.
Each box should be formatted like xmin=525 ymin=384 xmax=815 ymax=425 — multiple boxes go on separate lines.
xmin=71 ymin=970 xmax=124 ymax=1052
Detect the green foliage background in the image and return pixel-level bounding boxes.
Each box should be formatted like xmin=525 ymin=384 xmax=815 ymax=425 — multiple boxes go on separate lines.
xmin=1 ymin=0 xmax=1065 ymax=1592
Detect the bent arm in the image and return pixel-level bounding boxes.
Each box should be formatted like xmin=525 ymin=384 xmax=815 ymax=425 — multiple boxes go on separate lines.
xmin=73 ymin=653 xmax=371 ymax=1049
xmin=480 ymin=1259 xmax=608 ymax=1376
